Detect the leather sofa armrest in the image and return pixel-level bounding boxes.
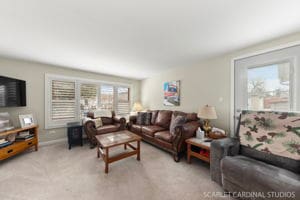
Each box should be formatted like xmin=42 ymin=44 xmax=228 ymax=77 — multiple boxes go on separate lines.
xmin=83 ymin=120 xmax=98 ymax=146
xmin=113 ymin=116 xmax=126 ymax=130
xmin=210 ymin=137 xmax=240 ymax=186
xmin=129 ymin=115 xmax=137 ymax=124
xmin=172 ymin=121 xmax=201 ymax=154
xmin=128 ymin=115 xmax=137 ymax=128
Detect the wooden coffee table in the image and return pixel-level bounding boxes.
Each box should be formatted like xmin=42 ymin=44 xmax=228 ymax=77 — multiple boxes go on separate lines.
xmin=95 ymin=130 xmax=142 ymax=173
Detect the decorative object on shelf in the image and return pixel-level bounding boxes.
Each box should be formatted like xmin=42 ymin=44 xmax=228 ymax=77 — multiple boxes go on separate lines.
xmin=196 ymin=127 xmax=205 ymax=139
xmin=198 ymin=105 xmax=217 ymax=137
xmin=67 ymin=122 xmax=83 ymax=150
xmin=0 ymin=112 xmax=14 ymax=132
xmin=19 ymin=114 xmax=35 ymax=128
xmin=163 ymin=80 xmax=180 ymax=106
xmin=209 ymin=127 xmax=226 ymax=139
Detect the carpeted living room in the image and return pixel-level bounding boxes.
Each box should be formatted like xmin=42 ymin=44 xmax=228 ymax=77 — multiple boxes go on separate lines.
xmin=0 ymin=1 xmax=300 ymax=200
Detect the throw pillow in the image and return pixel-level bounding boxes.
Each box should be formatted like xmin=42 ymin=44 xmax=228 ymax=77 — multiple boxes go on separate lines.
xmin=92 ymin=118 xmax=103 ymax=128
xmin=169 ymin=115 xmax=186 ymax=135
xmin=144 ymin=112 xmax=152 ymax=125
xmin=136 ymin=112 xmax=145 ymax=125
xmin=136 ymin=112 xmax=152 ymax=125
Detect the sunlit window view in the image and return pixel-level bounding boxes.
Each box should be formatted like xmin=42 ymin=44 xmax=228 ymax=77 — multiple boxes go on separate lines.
xmin=247 ymin=62 xmax=291 ymax=111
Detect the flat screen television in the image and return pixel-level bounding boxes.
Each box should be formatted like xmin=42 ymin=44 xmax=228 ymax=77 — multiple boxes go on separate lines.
xmin=0 ymin=76 xmax=26 ymax=107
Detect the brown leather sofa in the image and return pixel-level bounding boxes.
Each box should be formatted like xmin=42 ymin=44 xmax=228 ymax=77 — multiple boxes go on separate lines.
xmin=84 ymin=111 xmax=126 ymax=147
xmin=128 ymin=110 xmax=201 ymax=161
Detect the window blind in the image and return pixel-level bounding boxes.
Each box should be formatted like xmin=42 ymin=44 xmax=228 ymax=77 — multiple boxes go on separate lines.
xmin=51 ymin=80 xmax=76 ymax=120
xmin=80 ymin=83 xmax=98 ymax=117
xmin=117 ymin=87 xmax=130 ymax=115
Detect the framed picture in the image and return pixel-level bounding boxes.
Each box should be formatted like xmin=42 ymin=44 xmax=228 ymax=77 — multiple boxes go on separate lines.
xmin=19 ymin=114 xmax=35 ymax=128
xmin=163 ymin=80 xmax=180 ymax=106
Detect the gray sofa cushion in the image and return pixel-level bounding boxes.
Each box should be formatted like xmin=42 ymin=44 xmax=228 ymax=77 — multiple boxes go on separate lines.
xmin=240 ymin=145 xmax=300 ymax=174
xmin=221 ymin=155 xmax=300 ymax=197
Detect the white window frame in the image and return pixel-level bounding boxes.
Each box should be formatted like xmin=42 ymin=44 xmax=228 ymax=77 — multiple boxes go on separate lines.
xmin=246 ymin=59 xmax=295 ymax=111
xmin=230 ymin=41 xmax=300 ymax=134
xmin=45 ymin=74 xmax=132 ymax=129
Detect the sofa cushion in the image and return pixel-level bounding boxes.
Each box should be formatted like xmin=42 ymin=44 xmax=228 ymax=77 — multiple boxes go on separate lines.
xmin=239 ymin=110 xmax=300 ymax=161
xmin=169 ymin=115 xmax=186 ymax=135
xmin=221 ymin=155 xmax=300 ymax=194
xmin=155 ymin=110 xmax=173 ymax=129
xmin=154 ymin=131 xmax=173 ymax=143
xmin=96 ymin=124 xmax=120 ymax=134
xmin=150 ymin=110 xmax=159 ymax=125
xmin=101 ymin=117 xmax=113 ymax=125
xmin=186 ymin=113 xmax=198 ymax=122
xmin=142 ymin=125 xmax=166 ymax=137
xmin=173 ymin=111 xmax=198 ymax=122
xmin=130 ymin=124 xmax=142 ymax=134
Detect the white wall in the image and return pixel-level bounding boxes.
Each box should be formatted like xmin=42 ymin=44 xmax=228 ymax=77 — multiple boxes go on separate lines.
xmin=0 ymin=57 xmax=141 ymax=142
xmin=141 ymin=32 xmax=300 ymax=134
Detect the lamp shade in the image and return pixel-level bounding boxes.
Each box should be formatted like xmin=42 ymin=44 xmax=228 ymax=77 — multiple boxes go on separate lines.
xmin=132 ymin=102 xmax=143 ymax=112
xmin=198 ymin=105 xmax=217 ymax=119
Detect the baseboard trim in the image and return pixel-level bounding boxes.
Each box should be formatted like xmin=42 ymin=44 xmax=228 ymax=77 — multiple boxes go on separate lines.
xmin=39 ymin=138 xmax=67 ymax=147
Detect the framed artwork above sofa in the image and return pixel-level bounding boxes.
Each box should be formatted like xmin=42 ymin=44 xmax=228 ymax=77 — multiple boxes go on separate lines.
xmin=163 ymin=80 xmax=180 ymax=106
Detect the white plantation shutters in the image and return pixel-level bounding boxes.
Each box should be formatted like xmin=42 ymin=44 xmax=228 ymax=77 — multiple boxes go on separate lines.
xmin=46 ymin=74 xmax=132 ymax=128
xmin=51 ymin=80 xmax=76 ymax=121
xmin=80 ymin=84 xmax=98 ymax=117
xmin=117 ymin=87 xmax=130 ymax=116
xmin=99 ymin=85 xmax=131 ymax=116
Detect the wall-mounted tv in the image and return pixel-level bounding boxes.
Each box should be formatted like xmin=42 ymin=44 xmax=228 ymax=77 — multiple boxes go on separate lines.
xmin=0 ymin=76 xmax=26 ymax=107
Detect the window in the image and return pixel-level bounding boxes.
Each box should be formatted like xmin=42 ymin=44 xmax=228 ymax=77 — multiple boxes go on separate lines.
xmin=233 ymin=44 xmax=300 ymax=132
xmin=80 ymin=84 xmax=98 ymax=118
xmin=45 ymin=74 xmax=132 ymax=128
xmin=98 ymin=85 xmax=131 ymax=116
xmin=247 ymin=62 xmax=291 ymax=111
xmin=99 ymin=85 xmax=114 ymax=110
xmin=49 ymin=80 xmax=76 ymax=127
xmin=117 ymin=87 xmax=130 ymax=116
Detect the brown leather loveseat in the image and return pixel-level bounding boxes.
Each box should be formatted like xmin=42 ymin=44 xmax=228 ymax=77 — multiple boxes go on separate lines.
xmin=84 ymin=111 xmax=126 ymax=147
xmin=128 ymin=110 xmax=201 ymax=161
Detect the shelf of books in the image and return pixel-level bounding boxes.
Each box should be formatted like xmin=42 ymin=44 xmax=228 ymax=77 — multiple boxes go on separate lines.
xmin=0 ymin=125 xmax=38 ymax=161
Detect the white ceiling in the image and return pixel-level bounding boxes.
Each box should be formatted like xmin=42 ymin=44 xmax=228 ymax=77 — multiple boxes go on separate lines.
xmin=1 ymin=0 xmax=300 ymax=79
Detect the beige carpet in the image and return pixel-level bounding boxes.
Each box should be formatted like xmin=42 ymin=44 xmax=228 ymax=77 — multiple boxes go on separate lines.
xmin=0 ymin=141 xmax=230 ymax=200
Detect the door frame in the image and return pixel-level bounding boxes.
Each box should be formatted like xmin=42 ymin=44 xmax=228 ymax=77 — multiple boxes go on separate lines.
xmin=230 ymin=40 xmax=300 ymax=134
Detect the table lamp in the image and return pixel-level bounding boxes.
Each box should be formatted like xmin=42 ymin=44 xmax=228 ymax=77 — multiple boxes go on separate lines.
xmin=198 ymin=105 xmax=217 ymax=137
xmin=132 ymin=102 xmax=143 ymax=112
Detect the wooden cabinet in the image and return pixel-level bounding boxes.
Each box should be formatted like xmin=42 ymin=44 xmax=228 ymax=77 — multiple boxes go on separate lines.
xmin=0 ymin=125 xmax=38 ymax=161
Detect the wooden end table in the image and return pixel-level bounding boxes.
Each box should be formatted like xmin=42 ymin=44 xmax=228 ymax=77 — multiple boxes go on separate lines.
xmin=186 ymin=137 xmax=212 ymax=163
xmin=95 ymin=130 xmax=142 ymax=173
